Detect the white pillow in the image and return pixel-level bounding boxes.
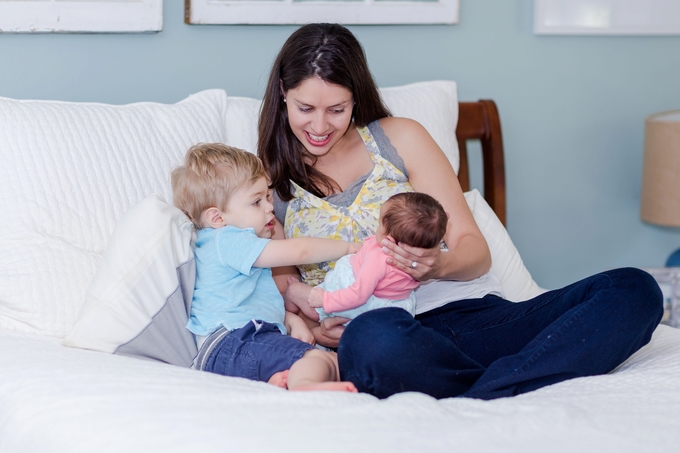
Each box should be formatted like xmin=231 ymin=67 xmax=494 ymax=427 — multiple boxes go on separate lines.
xmin=465 ymin=189 xmax=544 ymax=301
xmin=380 ymin=81 xmax=460 ymax=173
xmin=0 ymin=90 xmax=228 ymax=338
xmin=224 ymin=96 xmax=262 ymax=154
xmin=63 ymin=195 xmax=197 ymax=367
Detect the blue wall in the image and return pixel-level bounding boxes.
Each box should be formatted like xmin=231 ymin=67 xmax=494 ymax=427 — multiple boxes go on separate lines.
xmin=2 ymin=0 xmax=679 ymax=289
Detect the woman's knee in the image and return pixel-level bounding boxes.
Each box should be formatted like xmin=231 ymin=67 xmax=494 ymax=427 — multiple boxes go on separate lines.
xmin=603 ymin=267 xmax=664 ymax=325
xmin=342 ymin=308 xmax=415 ymax=346
xmin=338 ymin=308 xmax=416 ymax=369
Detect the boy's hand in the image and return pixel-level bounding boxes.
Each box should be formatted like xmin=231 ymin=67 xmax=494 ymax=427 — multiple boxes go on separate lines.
xmin=348 ymin=241 xmax=363 ymax=255
xmin=311 ymin=317 xmax=349 ymax=349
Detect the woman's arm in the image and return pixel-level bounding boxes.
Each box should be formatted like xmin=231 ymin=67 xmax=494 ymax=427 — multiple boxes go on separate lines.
xmin=378 ymin=117 xmax=491 ymax=282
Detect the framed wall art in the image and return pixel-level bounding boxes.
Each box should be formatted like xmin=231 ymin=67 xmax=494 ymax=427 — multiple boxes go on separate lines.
xmin=185 ymin=0 xmax=460 ymax=25
xmin=534 ymin=0 xmax=680 ymax=35
xmin=0 ymin=0 xmax=163 ymax=33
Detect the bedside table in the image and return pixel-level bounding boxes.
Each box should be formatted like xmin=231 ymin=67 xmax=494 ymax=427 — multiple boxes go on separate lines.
xmin=641 ymin=267 xmax=680 ymax=328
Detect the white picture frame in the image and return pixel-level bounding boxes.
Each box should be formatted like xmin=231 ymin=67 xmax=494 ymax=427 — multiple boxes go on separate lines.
xmin=534 ymin=0 xmax=680 ymax=35
xmin=185 ymin=0 xmax=460 ymax=25
xmin=0 ymin=0 xmax=163 ymax=33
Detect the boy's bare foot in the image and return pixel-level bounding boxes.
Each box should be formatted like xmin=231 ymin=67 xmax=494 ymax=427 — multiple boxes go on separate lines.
xmin=268 ymin=369 xmax=289 ymax=388
xmin=290 ymin=381 xmax=358 ymax=393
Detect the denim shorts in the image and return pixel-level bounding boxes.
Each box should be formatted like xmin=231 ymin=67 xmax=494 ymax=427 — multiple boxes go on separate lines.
xmin=202 ymin=320 xmax=315 ymax=383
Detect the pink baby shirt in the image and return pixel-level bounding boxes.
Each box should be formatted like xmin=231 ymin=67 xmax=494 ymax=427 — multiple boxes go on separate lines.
xmin=322 ymin=236 xmax=420 ymax=314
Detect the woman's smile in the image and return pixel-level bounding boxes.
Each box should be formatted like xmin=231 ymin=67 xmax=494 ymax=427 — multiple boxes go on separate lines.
xmin=305 ymin=131 xmax=333 ymax=147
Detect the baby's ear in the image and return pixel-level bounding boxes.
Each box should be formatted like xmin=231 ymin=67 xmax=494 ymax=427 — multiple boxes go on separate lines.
xmin=203 ymin=207 xmax=224 ymax=228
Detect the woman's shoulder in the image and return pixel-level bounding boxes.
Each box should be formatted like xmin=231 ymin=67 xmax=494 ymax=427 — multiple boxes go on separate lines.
xmin=376 ymin=117 xmax=433 ymax=147
xmin=376 ymin=116 xmax=425 ymax=133
xmin=374 ymin=117 xmax=439 ymax=161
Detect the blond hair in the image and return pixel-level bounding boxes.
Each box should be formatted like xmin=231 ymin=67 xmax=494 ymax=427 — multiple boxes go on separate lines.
xmin=171 ymin=143 xmax=266 ymax=229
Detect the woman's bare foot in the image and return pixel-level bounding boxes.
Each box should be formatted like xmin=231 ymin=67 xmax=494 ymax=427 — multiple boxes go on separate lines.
xmin=290 ymin=381 xmax=358 ymax=393
xmin=268 ymin=369 xmax=289 ymax=388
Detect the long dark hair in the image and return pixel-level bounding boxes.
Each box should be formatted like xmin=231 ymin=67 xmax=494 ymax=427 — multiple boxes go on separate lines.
xmin=258 ymin=23 xmax=391 ymax=201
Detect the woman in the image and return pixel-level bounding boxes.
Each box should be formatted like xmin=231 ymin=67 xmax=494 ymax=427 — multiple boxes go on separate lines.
xmin=258 ymin=23 xmax=663 ymax=400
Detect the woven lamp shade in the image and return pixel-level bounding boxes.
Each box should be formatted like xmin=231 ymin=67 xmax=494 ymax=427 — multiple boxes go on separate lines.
xmin=640 ymin=111 xmax=680 ymax=228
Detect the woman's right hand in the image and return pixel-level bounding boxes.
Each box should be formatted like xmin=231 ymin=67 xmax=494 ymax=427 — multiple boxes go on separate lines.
xmin=381 ymin=235 xmax=442 ymax=281
xmin=311 ymin=316 xmax=349 ymax=348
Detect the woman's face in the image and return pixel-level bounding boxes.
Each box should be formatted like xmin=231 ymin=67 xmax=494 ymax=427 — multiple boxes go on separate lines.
xmin=284 ymin=76 xmax=354 ymax=159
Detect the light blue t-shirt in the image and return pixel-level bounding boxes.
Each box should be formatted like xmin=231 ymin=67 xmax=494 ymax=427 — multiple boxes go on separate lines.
xmin=186 ymin=226 xmax=286 ymax=337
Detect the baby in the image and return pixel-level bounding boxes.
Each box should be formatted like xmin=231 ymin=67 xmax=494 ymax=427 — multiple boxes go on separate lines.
xmin=172 ymin=143 xmax=360 ymax=392
xmin=285 ymin=192 xmax=448 ymax=323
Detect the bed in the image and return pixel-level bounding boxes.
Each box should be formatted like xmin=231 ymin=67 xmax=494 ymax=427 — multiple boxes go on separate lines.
xmin=1 ymin=81 xmax=679 ymax=452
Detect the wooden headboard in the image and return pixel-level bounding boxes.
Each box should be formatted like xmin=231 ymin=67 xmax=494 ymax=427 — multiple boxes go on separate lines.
xmin=456 ymin=100 xmax=506 ymax=226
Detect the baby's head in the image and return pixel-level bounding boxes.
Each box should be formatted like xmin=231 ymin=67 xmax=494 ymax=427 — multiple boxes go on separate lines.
xmin=378 ymin=192 xmax=448 ymax=249
xmin=171 ymin=143 xmax=268 ymax=230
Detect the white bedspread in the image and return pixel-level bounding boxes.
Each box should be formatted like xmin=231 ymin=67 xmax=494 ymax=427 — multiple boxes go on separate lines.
xmin=2 ymin=325 xmax=680 ymax=453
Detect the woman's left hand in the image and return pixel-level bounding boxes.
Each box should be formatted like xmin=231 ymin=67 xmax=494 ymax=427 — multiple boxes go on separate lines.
xmin=311 ymin=316 xmax=349 ymax=349
xmin=381 ymin=236 xmax=441 ymax=281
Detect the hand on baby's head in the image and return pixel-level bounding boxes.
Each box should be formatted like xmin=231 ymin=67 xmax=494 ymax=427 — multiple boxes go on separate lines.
xmin=381 ymin=192 xmax=448 ymax=249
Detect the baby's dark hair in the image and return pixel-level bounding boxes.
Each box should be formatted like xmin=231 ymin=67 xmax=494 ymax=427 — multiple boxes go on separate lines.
xmin=381 ymin=192 xmax=448 ymax=249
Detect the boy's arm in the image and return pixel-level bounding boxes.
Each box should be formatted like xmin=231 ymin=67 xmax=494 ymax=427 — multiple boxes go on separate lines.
xmin=315 ymin=253 xmax=387 ymax=314
xmin=254 ymin=237 xmax=360 ymax=269
xmin=284 ymin=311 xmax=315 ymax=345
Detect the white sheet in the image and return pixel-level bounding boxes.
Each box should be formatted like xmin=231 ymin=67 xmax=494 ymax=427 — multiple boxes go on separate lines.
xmin=2 ymin=325 xmax=679 ymax=453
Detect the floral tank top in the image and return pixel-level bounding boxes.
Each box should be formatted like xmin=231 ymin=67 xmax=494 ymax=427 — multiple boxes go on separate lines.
xmin=284 ymin=126 xmax=414 ymax=286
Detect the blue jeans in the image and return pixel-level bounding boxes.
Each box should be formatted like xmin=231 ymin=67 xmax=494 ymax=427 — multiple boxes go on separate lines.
xmin=203 ymin=320 xmax=314 ymax=383
xmin=337 ymin=268 xmax=663 ymax=400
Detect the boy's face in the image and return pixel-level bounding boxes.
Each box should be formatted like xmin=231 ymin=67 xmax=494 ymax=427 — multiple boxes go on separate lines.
xmin=222 ymin=177 xmax=276 ymax=238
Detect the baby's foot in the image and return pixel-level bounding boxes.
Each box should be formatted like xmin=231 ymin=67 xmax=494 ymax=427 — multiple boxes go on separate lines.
xmin=268 ymin=369 xmax=289 ymax=389
xmin=285 ymin=278 xmax=310 ymax=303
xmin=290 ymin=381 xmax=358 ymax=393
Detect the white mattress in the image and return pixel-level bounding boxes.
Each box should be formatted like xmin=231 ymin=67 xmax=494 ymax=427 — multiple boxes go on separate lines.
xmin=2 ymin=325 xmax=680 ymax=453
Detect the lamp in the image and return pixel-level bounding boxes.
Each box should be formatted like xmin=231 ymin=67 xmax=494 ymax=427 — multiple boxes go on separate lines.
xmin=640 ymin=110 xmax=680 ymax=266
